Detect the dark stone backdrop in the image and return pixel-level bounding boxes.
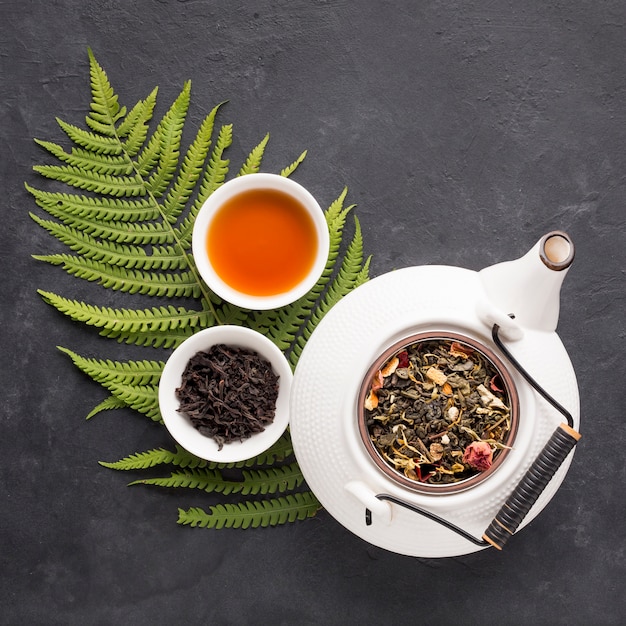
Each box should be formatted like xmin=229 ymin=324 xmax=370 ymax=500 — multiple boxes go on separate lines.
xmin=2 ymin=1 xmax=624 ymax=624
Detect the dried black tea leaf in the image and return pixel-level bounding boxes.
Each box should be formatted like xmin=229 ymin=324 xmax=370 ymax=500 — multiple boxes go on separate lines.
xmin=176 ymin=344 xmax=279 ymax=449
xmin=363 ymin=339 xmax=512 ymax=485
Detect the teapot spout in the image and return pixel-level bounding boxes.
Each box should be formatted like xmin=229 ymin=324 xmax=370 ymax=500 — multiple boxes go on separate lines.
xmin=478 ymin=231 xmax=574 ymax=334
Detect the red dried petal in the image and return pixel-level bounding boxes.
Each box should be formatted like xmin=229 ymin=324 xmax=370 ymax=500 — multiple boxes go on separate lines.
xmin=462 ymin=441 xmax=493 ymax=471
xmin=489 ymin=375 xmax=504 ymax=393
xmin=450 ymin=342 xmax=474 ymax=359
xmin=397 ymin=350 xmax=409 ymax=368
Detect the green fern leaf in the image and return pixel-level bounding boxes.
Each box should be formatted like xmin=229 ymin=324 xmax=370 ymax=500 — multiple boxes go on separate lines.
xmin=197 ymin=123 xmax=232 ymax=199
xmin=39 ymin=291 xmax=211 ymax=347
xmin=290 ymin=217 xmax=370 ymax=366
xmin=238 ymin=133 xmax=269 ymax=176
xmin=174 ymin=123 xmax=233 ymax=250
xmin=85 ymin=395 xmax=128 ymax=420
xmin=86 ymin=47 xmax=126 ymax=135
xmin=57 ymin=347 xmax=162 ymax=420
xmin=32 ymin=51 xmax=374 ymax=529
xmin=100 ymin=326 xmax=194 ymax=349
xmin=129 ymin=468 xmax=235 ymax=493
xmin=177 ymin=492 xmax=320 ymax=529
xmin=115 ymin=93 xmax=149 ymax=137
xmin=35 ymin=255 xmax=201 ymax=298
xmin=100 ymin=444 xmax=208 ymax=470
xmin=26 ymin=185 xmax=160 ymax=222
xmin=238 ymin=463 xmax=305 ymax=495
xmin=280 ymin=150 xmax=307 ymax=177
xmin=56 ymin=118 xmax=123 ymax=155
xmin=57 ymin=346 xmax=164 ymax=386
xmin=33 ymin=164 xmax=145 ymax=197
xmin=143 ymin=81 xmax=190 ymax=196
xmin=104 ymin=381 xmax=161 ymax=421
xmin=32 ymin=207 xmax=175 ymax=244
xmin=100 ymin=433 xmax=293 ymax=473
xmin=34 ymin=140 xmax=134 ymax=175
xmin=313 ymin=215 xmax=367 ymax=312
xmin=131 ymin=462 xmax=303 ymax=496
xmin=30 ymin=216 xmax=188 ymax=270
xmin=162 ymin=103 xmax=221 ymax=221
xmin=116 ymin=88 xmax=158 ymax=155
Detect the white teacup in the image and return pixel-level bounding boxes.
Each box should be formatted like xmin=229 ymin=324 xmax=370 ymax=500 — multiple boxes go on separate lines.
xmin=192 ymin=173 xmax=330 ymax=310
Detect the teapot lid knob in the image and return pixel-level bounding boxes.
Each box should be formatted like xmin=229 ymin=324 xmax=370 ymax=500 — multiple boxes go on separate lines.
xmin=540 ymin=231 xmax=574 ymax=272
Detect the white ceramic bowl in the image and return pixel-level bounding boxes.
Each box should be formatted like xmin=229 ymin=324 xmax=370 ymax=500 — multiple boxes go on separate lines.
xmin=192 ymin=173 xmax=330 ymax=310
xmin=158 ymin=325 xmax=293 ymax=463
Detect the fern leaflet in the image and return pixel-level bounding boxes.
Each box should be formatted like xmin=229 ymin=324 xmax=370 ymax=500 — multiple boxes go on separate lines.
xmin=131 ymin=463 xmax=303 ymax=496
xmin=99 ymin=444 xmax=208 ymax=470
xmin=178 ymin=493 xmax=321 ymax=529
xmin=85 ymin=395 xmax=128 ymax=420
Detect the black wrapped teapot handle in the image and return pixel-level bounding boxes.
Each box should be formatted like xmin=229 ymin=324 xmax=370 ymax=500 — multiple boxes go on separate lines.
xmin=482 ymin=422 xmax=580 ymax=549
xmin=482 ymin=325 xmax=581 ymax=549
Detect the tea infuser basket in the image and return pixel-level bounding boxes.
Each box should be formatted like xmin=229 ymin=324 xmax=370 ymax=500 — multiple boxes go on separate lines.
xmin=356 ymin=331 xmax=521 ymax=496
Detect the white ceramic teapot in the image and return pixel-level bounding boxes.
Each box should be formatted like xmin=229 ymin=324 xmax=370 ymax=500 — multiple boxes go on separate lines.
xmin=290 ymin=232 xmax=581 ymax=557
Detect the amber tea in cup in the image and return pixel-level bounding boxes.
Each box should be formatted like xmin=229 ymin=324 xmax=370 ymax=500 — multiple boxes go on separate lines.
xmin=207 ymin=188 xmax=317 ymax=296
xmin=193 ymin=174 xmax=329 ymax=310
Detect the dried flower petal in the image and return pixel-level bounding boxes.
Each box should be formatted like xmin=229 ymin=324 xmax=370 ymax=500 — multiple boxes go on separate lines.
xmin=490 ymin=375 xmax=504 ymax=393
xmin=429 ymin=442 xmax=444 ymax=461
xmin=364 ymin=389 xmax=379 ymax=410
xmin=476 ymin=384 xmax=507 ymax=410
xmin=397 ymin=350 xmax=409 ymax=368
xmin=426 ymin=366 xmax=447 ymax=386
xmin=371 ymin=370 xmax=384 ymax=392
xmin=463 ymin=441 xmax=493 ymax=471
xmin=381 ymin=357 xmax=399 ymax=377
xmin=450 ymin=342 xmax=474 ymax=359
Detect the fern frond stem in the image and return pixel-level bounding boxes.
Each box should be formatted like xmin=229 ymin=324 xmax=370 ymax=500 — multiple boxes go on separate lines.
xmin=129 ymin=152 xmax=223 ymax=324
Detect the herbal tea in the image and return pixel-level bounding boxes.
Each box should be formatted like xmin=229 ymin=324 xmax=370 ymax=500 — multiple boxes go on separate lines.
xmin=362 ymin=337 xmax=513 ymax=487
xmin=206 ymin=188 xmax=318 ymax=297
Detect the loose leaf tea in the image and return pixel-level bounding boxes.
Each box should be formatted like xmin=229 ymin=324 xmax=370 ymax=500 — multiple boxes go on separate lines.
xmin=176 ymin=345 xmax=279 ymax=449
xmin=363 ymin=338 xmax=512 ymax=485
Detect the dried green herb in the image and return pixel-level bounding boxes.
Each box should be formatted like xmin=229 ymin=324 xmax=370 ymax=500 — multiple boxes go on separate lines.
xmin=364 ymin=339 xmax=512 ymax=485
xmin=176 ymin=345 xmax=279 ymax=449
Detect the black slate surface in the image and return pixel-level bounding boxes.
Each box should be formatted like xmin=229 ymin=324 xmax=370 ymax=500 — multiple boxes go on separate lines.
xmin=2 ymin=1 xmax=625 ymax=624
